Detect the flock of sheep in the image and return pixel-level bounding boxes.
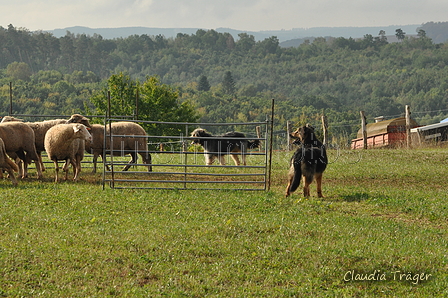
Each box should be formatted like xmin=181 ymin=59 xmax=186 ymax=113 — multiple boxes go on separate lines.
xmin=0 ymin=115 xmax=151 ymax=185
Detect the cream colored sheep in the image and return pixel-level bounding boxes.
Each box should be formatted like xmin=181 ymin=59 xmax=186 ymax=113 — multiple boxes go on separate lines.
xmin=44 ymin=123 xmax=92 ymax=182
xmin=0 ymin=121 xmax=42 ymax=179
xmin=1 ymin=114 xmax=92 ymax=175
xmin=27 ymin=114 xmax=91 ymax=172
xmin=0 ymin=116 xmax=23 ymax=122
xmin=0 ymin=138 xmax=18 ymax=185
xmin=85 ymin=122 xmax=152 ymax=173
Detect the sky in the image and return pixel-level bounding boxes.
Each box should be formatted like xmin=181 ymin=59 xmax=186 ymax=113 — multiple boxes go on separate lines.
xmin=2 ymin=0 xmax=448 ymax=32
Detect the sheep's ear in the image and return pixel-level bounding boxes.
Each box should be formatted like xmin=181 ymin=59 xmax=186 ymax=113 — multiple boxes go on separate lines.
xmin=73 ymin=125 xmax=81 ymax=133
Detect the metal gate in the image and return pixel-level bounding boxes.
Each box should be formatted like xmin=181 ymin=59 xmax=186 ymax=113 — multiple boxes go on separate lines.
xmin=102 ymin=119 xmax=273 ymax=191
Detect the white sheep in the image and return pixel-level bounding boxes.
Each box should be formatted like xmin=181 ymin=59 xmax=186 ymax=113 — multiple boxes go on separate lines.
xmin=85 ymin=122 xmax=152 ymax=173
xmin=0 ymin=116 xmax=23 ymax=122
xmin=44 ymin=123 xmax=92 ymax=182
xmin=0 ymin=138 xmax=19 ymax=185
xmin=0 ymin=121 xmax=42 ymax=179
xmin=1 ymin=114 xmax=92 ymax=176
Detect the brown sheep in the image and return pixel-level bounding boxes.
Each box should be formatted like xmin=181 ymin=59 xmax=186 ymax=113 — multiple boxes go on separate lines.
xmin=0 ymin=121 xmax=42 ymax=179
xmin=85 ymin=122 xmax=152 ymax=173
xmin=0 ymin=138 xmax=18 ymax=185
xmin=44 ymin=123 xmax=92 ymax=182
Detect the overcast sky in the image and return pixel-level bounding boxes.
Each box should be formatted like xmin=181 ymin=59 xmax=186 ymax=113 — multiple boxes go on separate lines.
xmin=2 ymin=0 xmax=448 ymax=32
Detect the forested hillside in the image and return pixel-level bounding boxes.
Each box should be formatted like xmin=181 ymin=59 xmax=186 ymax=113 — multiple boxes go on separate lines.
xmin=1 ymin=24 xmax=448 ymax=141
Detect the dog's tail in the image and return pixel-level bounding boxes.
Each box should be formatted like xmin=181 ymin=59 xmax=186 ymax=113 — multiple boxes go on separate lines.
xmin=248 ymin=140 xmax=260 ymax=149
xmin=287 ymin=158 xmax=302 ymax=195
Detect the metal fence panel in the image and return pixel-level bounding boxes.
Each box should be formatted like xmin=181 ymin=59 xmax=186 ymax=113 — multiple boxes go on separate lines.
xmin=102 ymin=119 xmax=272 ymax=191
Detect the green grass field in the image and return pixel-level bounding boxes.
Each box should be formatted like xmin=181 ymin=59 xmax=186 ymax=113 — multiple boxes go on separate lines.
xmin=0 ymin=148 xmax=447 ymax=297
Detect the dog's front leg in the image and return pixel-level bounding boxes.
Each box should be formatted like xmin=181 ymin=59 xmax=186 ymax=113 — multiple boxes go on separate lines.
xmin=205 ymin=153 xmax=214 ymax=165
xmin=230 ymin=154 xmax=240 ymax=166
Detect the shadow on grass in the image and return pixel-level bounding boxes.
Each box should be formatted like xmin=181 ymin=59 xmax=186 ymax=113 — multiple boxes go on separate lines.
xmin=341 ymin=192 xmax=371 ymax=202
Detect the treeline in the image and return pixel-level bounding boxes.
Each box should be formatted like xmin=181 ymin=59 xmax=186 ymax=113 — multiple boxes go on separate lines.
xmin=1 ymin=24 xmax=448 ymax=141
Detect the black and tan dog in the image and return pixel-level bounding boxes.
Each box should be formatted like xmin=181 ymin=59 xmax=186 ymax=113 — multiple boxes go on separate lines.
xmin=190 ymin=128 xmax=260 ymax=166
xmin=285 ymin=124 xmax=328 ymax=197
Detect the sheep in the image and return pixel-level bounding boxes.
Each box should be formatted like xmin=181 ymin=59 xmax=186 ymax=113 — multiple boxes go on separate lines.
xmin=85 ymin=122 xmax=152 ymax=173
xmin=0 ymin=121 xmax=42 ymax=179
xmin=44 ymin=123 xmax=92 ymax=182
xmin=0 ymin=138 xmax=18 ymax=186
xmin=1 ymin=114 xmax=92 ymax=175
xmin=0 ymin=116 xmax=23 ymax=122
xmin=28 ymin=114 xmax=92 ymax=172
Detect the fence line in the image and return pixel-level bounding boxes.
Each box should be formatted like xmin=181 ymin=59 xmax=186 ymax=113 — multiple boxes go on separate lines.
xmin=102 ymin=119 xmax=273 ymax=191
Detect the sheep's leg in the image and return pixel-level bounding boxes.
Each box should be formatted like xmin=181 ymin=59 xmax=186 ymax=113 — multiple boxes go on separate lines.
xmin=122 ymin=153 xmax=136 ymax=171
xmin=38 ymin=152 xmax=45 ymax=172
xmin=33 ymin=156 xmax=43 ymax=179
xmin=94 ymin=153 xmax=110 ymax=172
xmin=102 ymin=154 xmax=111 ymax=171
xmin=71 ymin=158 xmax=80 ymax=182
xmin=15 ymin=158 xmax=24 ymax=179
xmin=140 ymin=152 xmax=152 ymax=172
xmin=92 ymin=153 xmax=98 ymax=173
xmin=53 ymin=160 xmax=59 ymax=182
xmin=24 ymin=152 xmax=40 ymax=178
xmin=62 ymin=159 xmax=71 ymax=181
xmin=20 ymin=159 xmax=26 ymax=178
xmin=6 ymin=167 xmax=17 ymax=186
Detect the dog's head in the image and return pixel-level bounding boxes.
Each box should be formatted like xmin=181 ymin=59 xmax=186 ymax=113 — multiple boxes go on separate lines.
xmin=290 ymin=124 xmax=316 ymax=145
xmin=190 ymin=128 xmax=211 ymax=145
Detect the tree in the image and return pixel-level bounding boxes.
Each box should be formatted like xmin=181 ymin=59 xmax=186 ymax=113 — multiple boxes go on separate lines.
xmin=90 ymin=72 xmax=137 ymax=117
xmin=417 ymin=29 xmax=427 ymax=38
xmin=236 ymin=33 xmax=255 ymax=52
xmin=90 ymin=73 xmax=198 ymax=135
xmin=138 ymin=76 xmax=198 ymax=135
xmin=222 ymin=71 xmax=236 ymax=96
xmin=361 ymin=34 xmax=374 ymax=48
xmin=374 ymin=30 xmax=388 ymax=46
xmin=197 ymin=75 xmax=211 ymax=91
xmin=395 ymin=28 xmax=406 ymax=41
xmin=6 ymin=62 xmax=32 ymax=81
xmin=256 ymin=36 xmax=280 ymax=54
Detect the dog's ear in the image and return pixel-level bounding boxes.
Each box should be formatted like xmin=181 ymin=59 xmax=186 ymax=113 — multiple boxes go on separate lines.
xmin=305 ymin=123 xmax=315 ymax=130
xmin=290 ymin=133 xmax=299 ymax=139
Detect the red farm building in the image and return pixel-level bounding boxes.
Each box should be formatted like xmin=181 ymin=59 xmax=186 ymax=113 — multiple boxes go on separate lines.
xmin=351 ymin=117 xmax=419 ymax=149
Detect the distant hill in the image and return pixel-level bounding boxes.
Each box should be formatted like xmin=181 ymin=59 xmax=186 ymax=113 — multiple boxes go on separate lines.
xmin=279 ymin=34 xmax=418 ymax=48
xmin=47 ymin=24 xmax=423 ymax=43
xmin=419 ymin=21 xmax=448 ymax=43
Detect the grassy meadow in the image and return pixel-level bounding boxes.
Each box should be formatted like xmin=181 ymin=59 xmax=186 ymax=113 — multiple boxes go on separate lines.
xmin=0 ymin=148 xmax=447 ymax=297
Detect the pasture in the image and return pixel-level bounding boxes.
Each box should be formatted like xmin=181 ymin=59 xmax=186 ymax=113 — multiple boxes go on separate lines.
xmin=0 ymin=148 xmax=447 ymax=297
